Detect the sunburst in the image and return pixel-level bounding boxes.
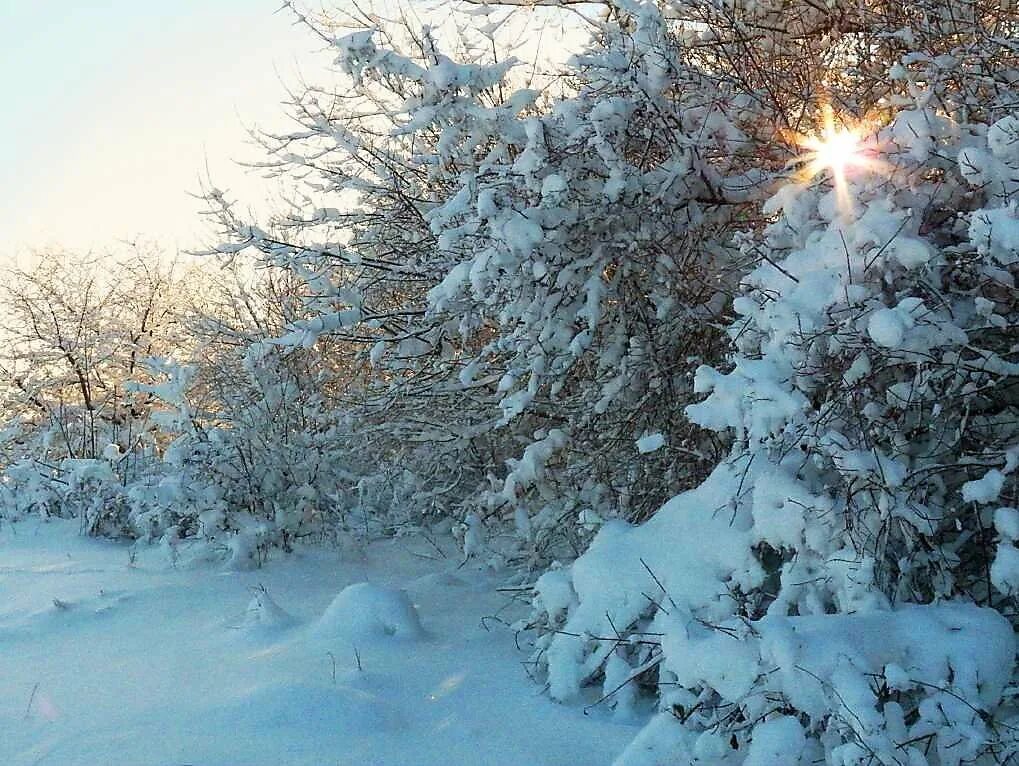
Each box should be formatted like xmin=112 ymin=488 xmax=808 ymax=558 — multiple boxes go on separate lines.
xmin=787 ymin=105 xmax=881 ymax=219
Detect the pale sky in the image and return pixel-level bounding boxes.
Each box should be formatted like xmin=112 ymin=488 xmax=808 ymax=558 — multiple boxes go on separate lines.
xmin=1 ymin=2 xmax=585 ymax=262
xmin=1 ymin=1 xmax=328 ymax=259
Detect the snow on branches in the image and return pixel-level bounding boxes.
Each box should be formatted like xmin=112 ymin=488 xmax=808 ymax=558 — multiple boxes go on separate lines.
xmin=526 ymin=0 xmax=1019 ymax=764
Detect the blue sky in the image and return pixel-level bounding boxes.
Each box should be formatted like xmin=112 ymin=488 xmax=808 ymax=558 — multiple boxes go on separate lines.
xmin=0 ymin=1 xmax=324 ymax=257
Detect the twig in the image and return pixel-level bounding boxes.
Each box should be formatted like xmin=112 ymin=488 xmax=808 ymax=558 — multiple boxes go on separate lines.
xmin=640 ymin=558 xmax=679 ymax=613
xmin=25 ymin=683 xmax=39 ymax=720
xmin=583 ymin=653 xmax=664 ymax=714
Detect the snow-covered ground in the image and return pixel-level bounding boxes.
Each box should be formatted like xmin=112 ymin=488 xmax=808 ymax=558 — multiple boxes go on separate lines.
xmin=1 ymin=519 xmax=636 ymax=766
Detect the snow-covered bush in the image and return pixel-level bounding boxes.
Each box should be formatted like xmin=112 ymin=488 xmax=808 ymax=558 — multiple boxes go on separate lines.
xmin=528 ymin=0 xmax=1019 ymax=762
xmin=0 ymin=456 xmax=134 ymax=537
xmin=124 ymin=270 xmax=448 ymax=557
xmin=0 ymin=459 xmax=62 ymax=522
xmin=199 ymin=1 xmax=770 ymax=567
xmin=0 ymin=258 xmax=454 ymax=564
xmin=420 ymin=4 xmax=767 ymax=550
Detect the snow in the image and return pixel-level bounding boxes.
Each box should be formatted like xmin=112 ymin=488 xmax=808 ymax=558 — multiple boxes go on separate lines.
xmin=756 ymin=604 xmax=1014 ymax=714
xmin=6 ymin=4 xmax=1019 ymax=765
xmin=991 ymin=544 xmax=1019 ymax=594
xmin=0 ymin=519 xmax=635 ymax=766
xmin=534 ymin=565 xmax=575 ymax=623
xmin=742 ymin=716 xmax=806 ymax=766
xmin=867 ymin=306 xmax=908 ymax=348
xmin=995 ymin=507 xmax=1019 ymax=540
xmin=313 ymin=582 xmax=423 ymax=641
xmin=635 ymin=433 xmax=665 ymax=454
xmin=962 ymin=468 xmax=1006 ymax=504
xmin=987 ymin=115 xmax=1019 ymax=160
xmin=969 ymin=205 xmax=1019 ymax=266
xmin=890 ymin=107 xmax=955 ymax=163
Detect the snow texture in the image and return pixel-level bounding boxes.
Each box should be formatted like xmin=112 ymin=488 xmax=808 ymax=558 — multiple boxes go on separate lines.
xmin=0 ymin=519 xmax=635 ymax=766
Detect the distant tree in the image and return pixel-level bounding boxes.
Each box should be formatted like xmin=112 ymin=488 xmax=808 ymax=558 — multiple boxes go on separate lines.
xmin=0 ymin=247 xmax=186 ymax=467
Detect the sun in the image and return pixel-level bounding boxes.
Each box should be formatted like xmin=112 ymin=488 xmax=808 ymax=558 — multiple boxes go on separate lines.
xmin=788 ymin=105 xmax=880 ymax=219
xmin=803 ymin=127 xmax=861 ymax=179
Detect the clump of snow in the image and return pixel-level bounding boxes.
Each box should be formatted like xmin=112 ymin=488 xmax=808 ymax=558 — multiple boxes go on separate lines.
xmin=602 ymin=651 xmax=639 ymax=720
xmin=962 ymin=469 xmax=1006 ymax=504
xmin=460 ymin=512 xmax=486 ymax=560
xmin=866 ymin=300 xmax=921 ymax=349
xmin=970 ymin=205 xmax=1019 ymax=266
xmin=495 ymin=429 xmax=568 ymax=506
xmin=864 ymin=309 xmax=904 ymax=348
xmin=742 ymin=716 xmax=806 ymax=766
xmin=636 ymin=433 xmax=665 ymax=454
xmin=991 ymin=544 xmax=1019 ymax=594
xmin=995 ymin=507 xmax=1019 ymax=540
xmin=987 ymin=115 xmax=1019 ymax=161
xmin=534 ymin=565 xmax=576 ymax=624
xmin=958 ymin=146 xmax=994 ymax=186
xmin=60 ymin=458 xmax=116 ymax=485
xmin=237 ymin=586 xmax=296 ymax=636
xmin=313 ymin=582 xmax=423 ymax=641
xmin=101 ymin=443 xmax=123 ymax=462
xmin=890 ymin=107 xmax=955 ymax=163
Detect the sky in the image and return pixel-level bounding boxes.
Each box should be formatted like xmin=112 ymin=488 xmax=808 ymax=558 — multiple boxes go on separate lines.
xmin=0 ymin=1 xmax=328 ymax=260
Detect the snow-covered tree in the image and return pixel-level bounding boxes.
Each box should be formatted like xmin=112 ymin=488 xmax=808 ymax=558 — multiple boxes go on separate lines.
xmin=0 ymin=249 xmax=184 ymax=465
xmin=199 ymin=0 xmax=785 ymax=568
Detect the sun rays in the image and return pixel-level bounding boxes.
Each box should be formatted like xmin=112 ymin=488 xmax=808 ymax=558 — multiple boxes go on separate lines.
xmin=788 ymin=105 xmax=883 ymax=219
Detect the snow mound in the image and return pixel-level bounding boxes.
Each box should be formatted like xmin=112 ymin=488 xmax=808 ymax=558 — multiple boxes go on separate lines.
xmin=313 ymin=582 xmax=423 ymax=641
xmin=237 ymin=587 xmax=296 ymax=636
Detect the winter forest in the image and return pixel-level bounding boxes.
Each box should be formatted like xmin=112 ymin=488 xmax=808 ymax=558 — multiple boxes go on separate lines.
xmin=2 ymin=0 xmax=1018 ymax=764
